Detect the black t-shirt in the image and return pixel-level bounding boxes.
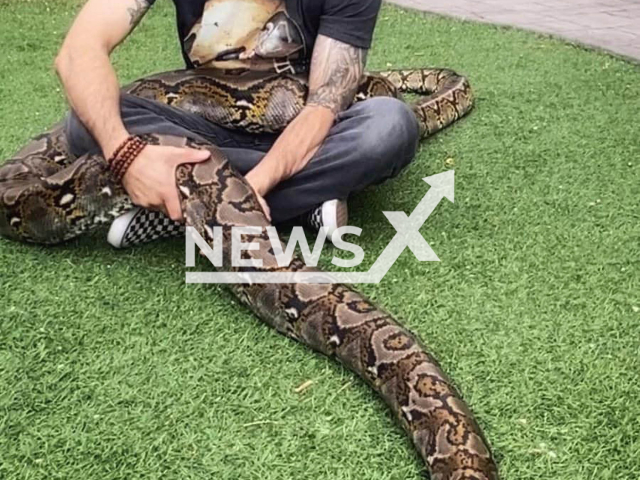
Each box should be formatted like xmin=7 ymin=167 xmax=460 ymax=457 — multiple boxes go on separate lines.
xmin=147 ymin=0 xmax=381 ymax=73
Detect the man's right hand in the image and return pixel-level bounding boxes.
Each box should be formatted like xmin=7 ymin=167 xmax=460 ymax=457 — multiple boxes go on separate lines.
xmin=122 ymin=145 xmax=211 ymax=222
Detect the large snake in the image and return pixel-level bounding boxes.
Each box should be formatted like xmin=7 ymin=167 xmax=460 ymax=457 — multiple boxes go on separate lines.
xmin=0 ymin=68 xmax=499 ymax=479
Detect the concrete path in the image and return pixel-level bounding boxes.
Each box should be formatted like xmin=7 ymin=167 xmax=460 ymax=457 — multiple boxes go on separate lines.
xmin=387 ymin=0 xmax=640 ymax=62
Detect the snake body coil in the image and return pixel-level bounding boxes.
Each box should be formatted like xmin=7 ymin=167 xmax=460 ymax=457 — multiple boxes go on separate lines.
xmin=0 ymin=68 xmax=498 ymax=479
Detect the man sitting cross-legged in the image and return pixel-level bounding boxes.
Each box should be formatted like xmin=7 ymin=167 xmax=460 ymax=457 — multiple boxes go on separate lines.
xmin=55 ymin=0 xmax=420 ymax=247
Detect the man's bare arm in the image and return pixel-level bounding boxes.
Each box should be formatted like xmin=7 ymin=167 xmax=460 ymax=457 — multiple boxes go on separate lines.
xmin=55 ymin=0 xmax=210 ymax=221
xmin=245 ymin=35 xmax=367 ymax=199
xmin=55 ymin=0 xmax=150 ymax=157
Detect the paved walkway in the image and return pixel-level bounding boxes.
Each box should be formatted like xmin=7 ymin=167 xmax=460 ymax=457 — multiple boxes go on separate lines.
xmin=387 ymin=0 xmax=640 ymax=62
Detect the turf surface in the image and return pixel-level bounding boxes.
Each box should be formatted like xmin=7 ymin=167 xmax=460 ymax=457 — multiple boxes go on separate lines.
xmin=1 ymin=1 xmax=639 ymax=479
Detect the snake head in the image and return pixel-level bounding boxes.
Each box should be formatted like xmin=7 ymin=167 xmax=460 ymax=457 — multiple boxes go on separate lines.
xmin=252 ymin=11 xmax=304 ymax=59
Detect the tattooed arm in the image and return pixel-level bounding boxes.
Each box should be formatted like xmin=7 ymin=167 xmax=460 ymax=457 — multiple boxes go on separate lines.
xmin=306 ymin=37 xmax=367 ymax=114
xmin=245 ymin=35 xmax=367 ymax=201
xmin=55 ymin=0 xmax=151 ymax=158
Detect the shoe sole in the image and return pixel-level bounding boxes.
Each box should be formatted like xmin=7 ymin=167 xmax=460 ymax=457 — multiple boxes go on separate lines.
xmin=107 ymin=208 xmax=141 ymax=249
xmin=323 ymin=199 xmax=349 ymax=240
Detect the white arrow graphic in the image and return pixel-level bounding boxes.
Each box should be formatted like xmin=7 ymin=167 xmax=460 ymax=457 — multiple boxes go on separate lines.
xmin=186 ymin=170 xmax=455 ymax=284
xmin=365 ymin=170 xmax=455 ymax=282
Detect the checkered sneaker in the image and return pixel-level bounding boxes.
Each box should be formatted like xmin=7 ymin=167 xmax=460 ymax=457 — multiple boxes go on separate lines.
xmin=306 ymin=206 xmax=324 ymax=232
xmin=300 ymin=199 xmax=349 ymax=241
xmin=107 ymin=207 xmax=185 ymax=249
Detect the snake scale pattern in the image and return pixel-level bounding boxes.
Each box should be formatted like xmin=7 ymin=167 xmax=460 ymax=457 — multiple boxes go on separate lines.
xmin=0 ymin=68 xmax=499 ymax=479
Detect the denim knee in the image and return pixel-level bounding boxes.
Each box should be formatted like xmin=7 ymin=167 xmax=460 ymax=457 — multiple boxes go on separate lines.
xmin=345 ymin=97 xmax=420 ymax=179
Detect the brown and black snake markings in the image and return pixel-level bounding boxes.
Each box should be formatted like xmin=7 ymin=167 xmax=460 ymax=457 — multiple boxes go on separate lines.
xmin=0 ymin=68 xmax=499 ymax=479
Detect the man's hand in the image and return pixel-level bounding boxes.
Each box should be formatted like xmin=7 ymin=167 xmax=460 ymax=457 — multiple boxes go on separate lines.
xmin=122 ymin=146 xmax=210 ymax=221
xmin=252 ymin=190 xmax=272 ymax=222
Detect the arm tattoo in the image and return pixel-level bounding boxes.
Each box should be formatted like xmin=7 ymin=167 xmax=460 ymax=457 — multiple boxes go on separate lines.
xmin=127 ymin=0 xmax=150 ymax=27
xmin=307 ymin=36 xmax=367 ymax=115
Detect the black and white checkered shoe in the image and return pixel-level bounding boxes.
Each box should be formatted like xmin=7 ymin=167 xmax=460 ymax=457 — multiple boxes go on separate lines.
xmin=107 ymin=207 xmax=185 ymax=249
xmin=302 ymin=199 xmax=349 ymax=241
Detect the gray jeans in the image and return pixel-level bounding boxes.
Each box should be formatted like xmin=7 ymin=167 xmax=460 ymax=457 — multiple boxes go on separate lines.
xmin=66 ymin=94 xmax=420 ymax=224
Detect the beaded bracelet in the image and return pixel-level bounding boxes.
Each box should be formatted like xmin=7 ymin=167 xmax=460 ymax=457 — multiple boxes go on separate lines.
xmin=107 ymin=135 xmax=148 ymax=182
xmin=108 ymin=136 xmax=131 ymax=164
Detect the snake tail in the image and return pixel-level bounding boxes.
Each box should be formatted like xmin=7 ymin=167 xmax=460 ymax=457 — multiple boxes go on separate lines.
xmin=177 ymin=135 xmax=498 ymax=480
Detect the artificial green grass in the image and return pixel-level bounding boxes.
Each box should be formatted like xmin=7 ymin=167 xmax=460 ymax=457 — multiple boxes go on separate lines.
xmin=1 ymin=1 xmax=639 ymax=479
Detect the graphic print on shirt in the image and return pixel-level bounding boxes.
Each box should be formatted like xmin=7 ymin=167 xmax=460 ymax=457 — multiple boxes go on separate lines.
xmin=184 ymin=0 xmax=306 ymax=73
